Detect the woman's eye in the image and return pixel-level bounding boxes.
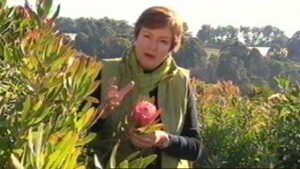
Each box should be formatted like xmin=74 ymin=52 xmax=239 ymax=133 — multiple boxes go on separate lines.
xmin=160 ymin=40 xmax=169 ymax=44
xmin=144 ymin=34 xmax=150 ymax=38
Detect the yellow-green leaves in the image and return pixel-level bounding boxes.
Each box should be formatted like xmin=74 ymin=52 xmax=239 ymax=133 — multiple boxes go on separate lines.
xmin=194 ymin=78 xmax=300 ymax=168
xmin=10 ymin=154 xmax=25 ymax=169
xmin=108 ymin=139 xmax=157 ymax=168
xmin=0 ymin=0 xmax=6 ymax=8
xmin=136 ymin=123 xmax=164 ymax=134
xmin=0 ymin=0 xmax=102 ymax=168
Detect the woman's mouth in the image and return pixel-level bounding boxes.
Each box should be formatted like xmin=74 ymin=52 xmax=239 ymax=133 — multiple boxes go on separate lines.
xmin=144 ymin=53 xmax=155 ymax=59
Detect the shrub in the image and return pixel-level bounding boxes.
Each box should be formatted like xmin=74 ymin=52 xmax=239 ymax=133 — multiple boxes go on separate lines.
xmin=194 ymin=78 xmax=299 ymax=168
xmin=0 ymin=1 xmax=101 ymax=168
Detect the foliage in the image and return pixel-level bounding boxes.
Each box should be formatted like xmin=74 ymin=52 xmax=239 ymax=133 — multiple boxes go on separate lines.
xmin=1 ymin=1 xmax=157 ymax=168
xmin=217 ymin=51 xmax=250 ymax=87
xmin=174 ymin=37 xmax=207 ymax=69
xmin=0 ymin=1 xmax=103 ymax=168
xmin=267 ymin=45 xmax=288 ymax=61
xmin=197 ymin=25 xmax=289 ymax=47
xmin=287 ymin=31 xmax=300 ymax=61
xmin=193 ymin=78 xmax=299 ymax=168
xmin=55 ymin=17 xmax=133 ymax=59
xmin=107 ymin=140 xmax=157 ymax=168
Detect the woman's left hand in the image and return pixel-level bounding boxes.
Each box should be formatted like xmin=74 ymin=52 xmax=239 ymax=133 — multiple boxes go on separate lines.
xmin=128 ymin=128 xmax=170 ymax=149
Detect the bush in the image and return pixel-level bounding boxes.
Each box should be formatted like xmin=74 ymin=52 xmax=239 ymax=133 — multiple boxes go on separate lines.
xmin=194 ymin=78 xmax=299 ymax=168
xmin=0 ymin=1 xmax=102 ymax=168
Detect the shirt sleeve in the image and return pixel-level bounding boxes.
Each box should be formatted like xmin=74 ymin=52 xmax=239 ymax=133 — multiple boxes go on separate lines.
xmin=161 ymin=84 xmax=203 ymax=161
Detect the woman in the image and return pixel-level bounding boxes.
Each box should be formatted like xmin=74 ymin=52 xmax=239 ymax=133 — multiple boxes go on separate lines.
xmin=90 ymin=6 xmax=202 ymax=168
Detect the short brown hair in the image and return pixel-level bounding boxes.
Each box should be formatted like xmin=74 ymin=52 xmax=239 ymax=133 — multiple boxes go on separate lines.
xmin=134 ymin=6 xmax=184 ymax=52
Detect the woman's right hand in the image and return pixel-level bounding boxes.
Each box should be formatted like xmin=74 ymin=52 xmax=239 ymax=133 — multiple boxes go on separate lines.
xmin=101 ymin=78 xmax=135 ymax=119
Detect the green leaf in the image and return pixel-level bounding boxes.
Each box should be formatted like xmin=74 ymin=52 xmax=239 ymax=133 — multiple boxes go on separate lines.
xmin=35 ymin=124 xmax=44 ymax=165
xmin=128 ymin=157 xmax=143 ymax=168
xmin=76 ymin=107 xmax=95 ymax=131
xmin=84 ymin=80 xmax=101 ymax=98
xmin=108 ymin=139 xmax=120 ymax=169
xmin=20 ymin=65 xmax=32 ymax=81
xmin=123 ymin=151 xmax=140 ymax=162
xmin=27 ymin=128 xmax=34 ymax=157
xmin=36 ymin=0 xmax=44 ymax=17
xmin=20 ymin=31 xmax=30 ymax=55
xmin=45 ymin=84 xmax=63 ymax=101
xmin=137 ymin=123 xmax=164 ymax=134
xmin=29 ymin=9 xmax=42 ymax=27
xmin=33 ymin=107 xmax=53 ymax=125
xmin=33 ymin=99 xmax=43 ymax=111
xmin=77 ymin=133 xmax=96 ymax=146
xmin=50 ymin=49 xmax=72 ymax=71
xmin=118 ymin=160 xmax=129 ymax=168
xmin=22 ymin=95 xmax=31 ymax=114
xmin=42 ymin=0 xmax=53 ymax=17
xmin=45 ymin=132 xmax=77 ymax=169
xmin=3 ymin=45 xmax=14 ymax=64
xmin=51 ymin=4 xmax=60 ymax=20
xmin=10 ymin=154 xmax=25 ymax=169
xmin=44 ymin=75 xmax=63 ymax=89
xmin=140 ymin=154 xmax=157 ymax=168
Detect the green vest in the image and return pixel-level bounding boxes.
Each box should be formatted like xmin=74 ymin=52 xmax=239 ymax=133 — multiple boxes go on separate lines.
xmin=100 ymin=58 xmax=192 ymax=168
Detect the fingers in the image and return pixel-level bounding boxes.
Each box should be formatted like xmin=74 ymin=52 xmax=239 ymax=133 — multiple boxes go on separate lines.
xmin=106 ymin=85 xmax=120 ymax=111
xmin=118 ymin=81 xmax=135 ymax=99
xmin=105 ymin=78 xmax=135 ymax=113
xmin=106 ymin=81 xmax=135 ymax=105
xmin=129 ymin=129 xmax=156 ymax=148
xmin=129 ymin=129 xmax=170 ymax=149
xmin=107 ymin=77 xmax=118 ymax=98
xmin=153 ymin=131 xmax=170 ymax=148
xmin=108 ymin=77 xmax=117 ymax=88
xmin=106 ymin=78 xmax=135 ymax=100
xmin=107 ymin=86 xmax=119 ymax=99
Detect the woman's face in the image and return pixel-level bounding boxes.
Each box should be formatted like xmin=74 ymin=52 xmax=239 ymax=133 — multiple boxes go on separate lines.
xmin=134 ymin=26 xmax=173 ymax=70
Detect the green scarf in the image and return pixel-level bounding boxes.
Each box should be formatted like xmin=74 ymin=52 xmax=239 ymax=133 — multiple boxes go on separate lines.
xmin=119 ymin=47 xmax=176 ymax=95
xmin=100 ymin=47 xmax=191 ymax=168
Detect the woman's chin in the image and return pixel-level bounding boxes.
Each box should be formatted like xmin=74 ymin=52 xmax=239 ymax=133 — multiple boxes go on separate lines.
xmin=141 ymin=64 xmax=156 ymax=71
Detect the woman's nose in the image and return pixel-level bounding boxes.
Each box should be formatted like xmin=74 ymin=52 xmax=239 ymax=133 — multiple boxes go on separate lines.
xmin=149 ymin=40 xmax=157 ymax=50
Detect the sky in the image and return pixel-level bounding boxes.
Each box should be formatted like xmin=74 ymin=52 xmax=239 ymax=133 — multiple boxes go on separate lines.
xmin=8 ymin=0 xmax=300 ymax=38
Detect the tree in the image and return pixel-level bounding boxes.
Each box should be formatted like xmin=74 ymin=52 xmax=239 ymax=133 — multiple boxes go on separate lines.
xmin=204 ymin=54 xmax=219 ymax=83
xmin=197 ymin=24 xmax=212 ymax=43
xmin=217 ymin=55 xmax=249 ymax=84
xmin=56 ymin=17 xmax=134 ymax=59
xmin=174 ymin=37 xmax=207 ymax=68
xmin=74 ymin=32 xmax=96 ymax=55
xmin=217 ymin=42 xmax=250 ymax=90
xmin=245 ymin=48 xmax=269 ymax=78
xmin=106 ymin=37 xmax=131 ymax=58
xmin=55 ymin=17 xmax=77 ymax=33
xmin=287 ymin=31 xmax=300 ymax=61
xmin=267 ymin=44 xmax=288 ymax=61
xmin=240 ymin=26 xmax=251 ymax=46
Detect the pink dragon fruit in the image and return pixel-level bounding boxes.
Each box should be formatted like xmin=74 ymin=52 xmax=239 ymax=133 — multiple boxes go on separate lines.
xmin=132 ymin=101 xmax=160 ymax=127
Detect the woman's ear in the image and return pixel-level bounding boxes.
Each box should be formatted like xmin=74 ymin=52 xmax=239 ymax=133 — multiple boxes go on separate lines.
xmin=133 ymin=40 xmax=137 ymax=46
xmin=172 ymin=36 xmax=182 ymax=53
